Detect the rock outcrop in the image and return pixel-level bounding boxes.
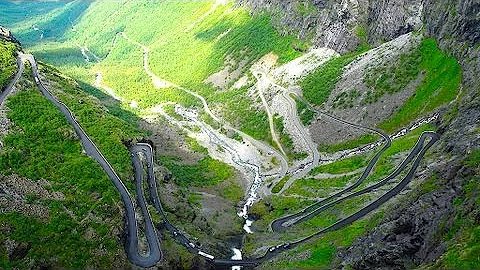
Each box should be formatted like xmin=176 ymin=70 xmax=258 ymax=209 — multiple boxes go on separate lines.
xmin=240 ymin=0 xmax=479 ymax=268
xmin=0 ymin=25 xmax=20 ymax=45
xmin=237 ymin=0 xmax=426 ymax=53
xmin=237 ymin=0 xmax=369 ymax=53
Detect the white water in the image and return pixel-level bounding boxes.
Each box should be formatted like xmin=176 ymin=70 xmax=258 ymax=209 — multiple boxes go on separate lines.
xmin=242 ymin=219 xmax=253 ymax=234
xmin=231 ymin=248 xmax=242 ymax=270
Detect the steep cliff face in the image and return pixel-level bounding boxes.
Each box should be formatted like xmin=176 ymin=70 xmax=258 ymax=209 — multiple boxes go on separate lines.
xmin=237 ymin=0 xmax=369 ymax=53
xmin=241 ymin=0 xmax=479 ymax=268
xmin=343 ymin=0 xmax=480 ymax=268
xmin=367 ymin=0 xmax=423 ymax=46
xmin=237 ymin=0 xmax=426 ymax=53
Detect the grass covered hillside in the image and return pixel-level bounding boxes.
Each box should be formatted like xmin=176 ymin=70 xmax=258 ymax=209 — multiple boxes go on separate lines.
xmin=0 ymin=37 xmax=246 ymax=268
xmin=2 ymin=0 xmax=305 ymax=143
xmin=1 ymin=1 xmax=475 ymax=269
xmin=0 ymin=56 xmax=131 ymax=268
xmin=0 ymin=39 xmax=18 ymax=89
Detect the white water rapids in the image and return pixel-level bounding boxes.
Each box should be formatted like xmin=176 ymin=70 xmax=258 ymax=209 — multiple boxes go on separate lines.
xmin=231 ymin=248 xmax=242 ymax=270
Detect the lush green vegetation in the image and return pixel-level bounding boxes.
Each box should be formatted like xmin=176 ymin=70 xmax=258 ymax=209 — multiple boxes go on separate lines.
xmin=295 ymin=1 xmax=318 ymax=17
xmin=15 ymin=1 xmax=303 ymax=145
xmin=0 ymin=85 xmax=125 ymax=268
xmin=357 ymin=124 xmax=436 ymax=188
xmin=39 ymin=63 xmax=143 ymax=182
xmin=291 ymin=93 xmax=317 ymax=126
xmin=331 ymin=89 xmax=361 ymax=109
xmin=272 ymin=175 xmax=291 ymax=194
xmin=0 ymin=39 xmax=18 ymax=89
xmin=317 ymin=134 xmax=379 ymax=153
xmin=310 ymin=155 xmax=368 ymax=176
xmin=161 ymin=155 xmax=234 ymax=187
xmin=160 ymin=134 xmax=235 ymax=187
xmin=0 ymin=1 xmax=91 ymax=47
xmin=285 ymin=175 xmax=356 ymax=198
xmin=433 ymin=150 xmax=480 ymax=269
xmin=299 ymin=47 xmax=368 ymax=106
xmin=249 ymin=195 xmax=315 ymax=228
xmin=285 ymin=124 xmax=435 ymax=200
xmin=273 ymin=114 xmax=307 ymax=161
xmin=217 ymin=178 xmax=244 ymax=202
xmin=219 ymin=83 xmax=273 ymax=143
xmin=364 ymin=46 xmax=422 ymax=104
xmin=254 ymin=126 xmax=437 ymax=268
xmin=0 ymin=1 xmax=68 ymax=28
xmin=379 ymin=38 xmax=461 ymax=132
xmin=269 ymin=211 xmax=384 ymax=269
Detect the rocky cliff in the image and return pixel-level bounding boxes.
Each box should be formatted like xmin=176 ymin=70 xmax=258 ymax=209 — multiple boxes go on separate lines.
xmin=237 ymin=0 xmax=425 ymax=53
xmin=0 ymin=25 xmax=20 ymax=45
xmin=240 ymin=0 xmax=479 ymax=268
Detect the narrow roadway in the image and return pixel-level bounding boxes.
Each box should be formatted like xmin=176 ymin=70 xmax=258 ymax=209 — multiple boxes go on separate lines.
xmin=0 ymin=57 xmax=24 ymax=105
xmin=23 ymin=53 xmax=163 ymax=268
xmin=252 ymin=71 xmax=287 ymax=157
xmin=6 ymin=50 xmax=439 ymax=268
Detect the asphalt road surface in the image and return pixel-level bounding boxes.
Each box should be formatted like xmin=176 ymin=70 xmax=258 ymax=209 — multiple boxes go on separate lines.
xmin=24 ymin=54 xmax=162 ymax=268
xmin=13 ymin=53 xmax=440 ymax=268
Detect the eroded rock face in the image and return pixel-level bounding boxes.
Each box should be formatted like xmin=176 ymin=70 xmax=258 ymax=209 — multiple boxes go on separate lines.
xmin=367 ymin=0 xmax=423 ymax=46
xmin=340 ymin=0 xmax=480 ymax=268
xmin=0 ymin=25 xmax=21 ymax=45
xmin=240 ymin=0 xmax=479 ymax=268
xmin=237 ymin=0 xmax=369 ymax=53
xmin=237 ymin=0 xmax=426 ymax=53
xmin=337 ymin=162 xmax=460 ymax=269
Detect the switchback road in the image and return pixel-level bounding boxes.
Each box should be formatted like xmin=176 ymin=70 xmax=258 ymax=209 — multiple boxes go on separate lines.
xmin=9 ymin=52 xmax=439 ymax=268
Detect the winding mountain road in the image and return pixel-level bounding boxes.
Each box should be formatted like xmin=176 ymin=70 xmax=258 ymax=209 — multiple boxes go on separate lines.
xmin=6 ymin=47 xmax=440 ymax=268
xmin=269 ymin=93 xmax=393 ymax=232
xmin=253 ymin=71 xmax=287 ymax=157
xmin=0 ymin=57 xmax=24 ymax=105
xmin=119 ymin=32 xmax=288 ymax=215
xmin=22 ymin=53 xmax=163 ymax=268
xmin=215 ymin=131 xmax=439 ymax=267
xmin=257 ymin=71 xmax=321 ymax=191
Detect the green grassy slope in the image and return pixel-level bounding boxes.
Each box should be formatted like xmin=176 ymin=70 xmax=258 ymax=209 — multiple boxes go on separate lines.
xmin=0 ymin=39 xmax=18 ymax=89
xmin=0 ymin=1 xmax=66 ymax=27
xmin=300 ymin=38 xmax=461 ymax=135
xmin=0 ymin=39 xmax=247 ymax=268
xmin=10 ymin=0 xmax=303 ymax=144
xmin=299 ymin=47 xmax=367 ymax=106
xmin=38 ymin=63 xmax=143 ymax=182
xmin=379 ymin=38 xmax=462 ymax=132
xmin=0 ymin=1 xmax=91 ymax=46
xmin=0 ymin=71 xmax=127 ymax=268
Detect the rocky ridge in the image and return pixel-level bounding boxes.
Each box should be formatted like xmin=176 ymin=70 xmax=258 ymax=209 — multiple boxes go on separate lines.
xmin=240 ymin=0 xmax=479 ymax=268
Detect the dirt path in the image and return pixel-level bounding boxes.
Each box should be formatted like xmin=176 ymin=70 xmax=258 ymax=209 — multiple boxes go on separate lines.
xmin=94 ymin=71 xmax=122 ymax=101
xmin=118 ymin=32 xmax=289 ymax=221
xmin=252 ymin=71 xmax=287 ymax=157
